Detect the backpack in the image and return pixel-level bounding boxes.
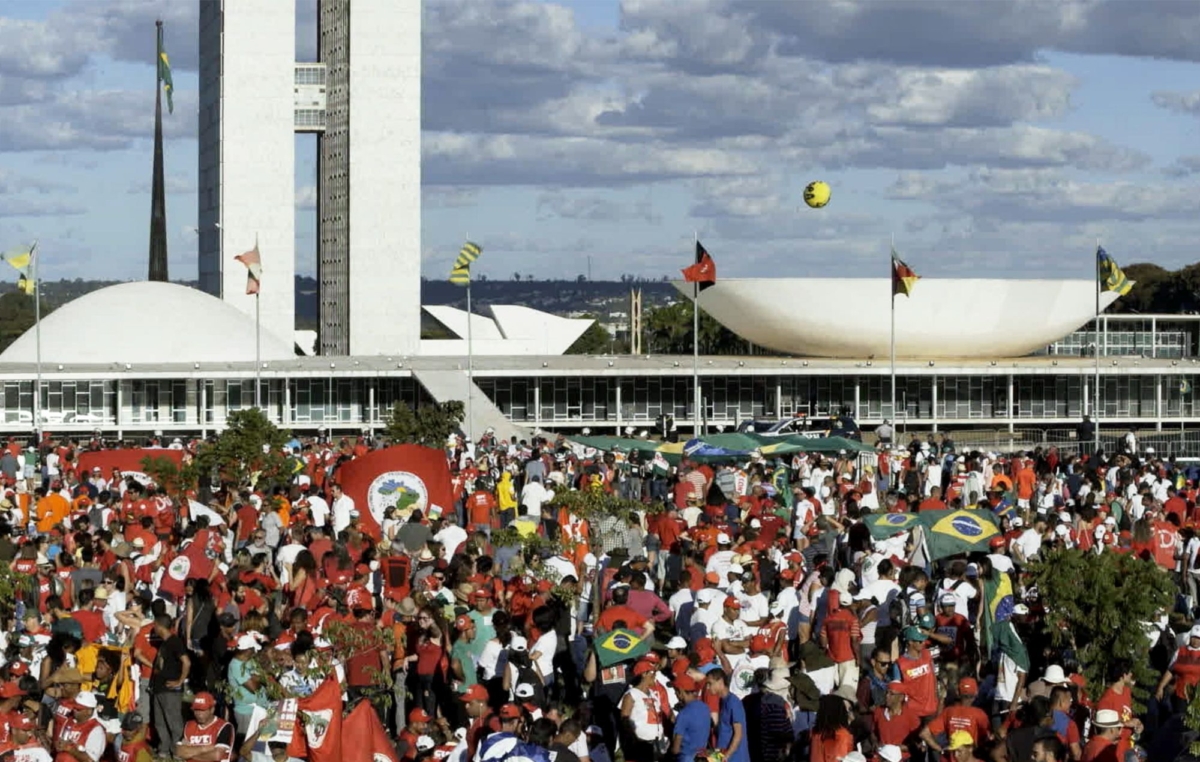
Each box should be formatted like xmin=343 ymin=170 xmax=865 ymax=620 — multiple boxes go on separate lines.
xmin=887 ymin=592 xmax=909 ymax=629
xmin=88 ymin=504 xmax=106 ymax=530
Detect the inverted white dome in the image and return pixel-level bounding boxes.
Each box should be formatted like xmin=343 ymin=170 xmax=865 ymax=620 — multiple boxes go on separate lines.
xmin=0 ymin=281 xmax=295 ymax=365
xmin=674 ymin=278 xmax=1124 ymax=359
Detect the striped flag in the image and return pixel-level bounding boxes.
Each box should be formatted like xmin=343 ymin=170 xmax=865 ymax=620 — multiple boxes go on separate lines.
xmin=235 ymin=243 xmax=262 ymax=295
xmin=1096 ymin=246 xmax=1132 ymax=296
xmin=891 ymin=245 xmax=919 ymax=297
xmin=449 ymin=241 xmax=482 ymax=286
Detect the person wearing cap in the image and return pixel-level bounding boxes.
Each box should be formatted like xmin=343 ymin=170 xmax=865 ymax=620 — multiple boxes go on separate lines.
xmin=399 ymin=708 xmax=432 ymax=761
xmin=872 ymin=679 xmax=919 ymax=749
xmin=711 ymin=595 xmax=750 ymax=655
xmin=228 ymin=633 xmax=266 ymax=737
xmin=619 ymin=659 xmax=665 ymax=760
xmin=450 ymin=614 xmax=480 ymax=700
xmin=946 ymin=729 xmax=982 ymax=762
xmin=896 ymin=626 xmax=937 ymax=721
xmin=175 ymin=691 xmax=234 ymax=762
xmin=7 ymin=713 xmax=51 ymax=762
xmin=820 ymin=590 xmax=862 ymax=693
xmin=670 ymin=674 xmax=709 ymax=762
xmin=924 ymin=677 xmax=990 ymax=754
xmin=117 ymin=713 xmax=153 ymax=762
xmin=1157 ymin=624 xmax=1200 ymax=709
xmin=460 ymin=684 xmax=499 ymax=760
xmin=933 ymin=592 xmax=975 ymax=670
xmin=478 ymin=703 xmax=524 ymax=761
xmin=54 ymin=691 xmax=105 ymax=762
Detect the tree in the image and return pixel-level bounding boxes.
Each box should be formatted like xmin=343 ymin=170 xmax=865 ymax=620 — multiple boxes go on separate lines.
xmin=643 ymin=300 xmax=752 ymax=355
xmin=142 ymin=408 xmax=292 ymax=496
xmin=566 ymin=318 xmax=614 ymax=355
xmin=1026 ymin=548 xmax=1175 ymax=703
xmin=513 ymin=272 xmax=522 ymax=281
xmin=384 ymin=400 xmax=464 ymax=447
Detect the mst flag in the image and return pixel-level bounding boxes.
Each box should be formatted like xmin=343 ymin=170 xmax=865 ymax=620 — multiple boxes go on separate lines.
xmin=682 ymin=241 xmax=716 ymax=291
xmin=157 ymin=22 xmax=174 ymax=114
xmin=594 ymin=628 xmax=651 ymax=667
xmin=1 ymin=244 xmax=35 ymax=295
xmin=334 ymin=444 xmax=455 ymax=541
xmin=1097 ymin=246 xmax=1132 ymax=296
xmin=287 ymin=678 xmax=342 ymax=762
xmin=450 ymin=241 xmax=482 ymax=286
xmin=919 ymin=509 xmax=1000 ymax=560
xmin=341 ymin=700 xmax=399 ymax=762
xmin=235 ymin=243 xmax=262 ymax=295
xmin=891 ymin=246 xmax=919 ymax=297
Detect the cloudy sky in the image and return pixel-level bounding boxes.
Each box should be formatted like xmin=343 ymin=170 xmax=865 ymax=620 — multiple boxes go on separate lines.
xmin=3 ymin=0 xmax=1200 ymax=283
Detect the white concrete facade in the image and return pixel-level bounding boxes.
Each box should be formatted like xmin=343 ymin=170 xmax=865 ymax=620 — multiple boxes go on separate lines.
xmin=347 ymin=0 xmax=422 ymax=356
xmin=197 ymin=1 xmax=297 ymax=349
xmin=420 ymin=305 xmax=594 ymax=355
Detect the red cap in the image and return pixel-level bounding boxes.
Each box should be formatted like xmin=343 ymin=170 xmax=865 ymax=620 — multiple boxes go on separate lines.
xmin=472 ymin=588 xmax=493 ymax=600
xmin=460 ymin=685 xmax=489 ymax=703
xmin=10 ymin=715 xmax=33 ymax=731
xmin=408 ymin=708 xmax=432 ymax=724
xmin=330 ymin=570 xmax=352 ymax=586
xmin=886 ymin=681 xmax=907 ymax=695
xmin=0 ymin=682 xmax=25 ymax=699
xmin=498 ymin=703 xmax=523 ymax=720
xmin=704 ymin=572 xmax=720 ymax=585
xmin=750 ymin=634 xmax=770 ymax=654
xmin=355 ymin=563 xmax=371 ymax=576
xmin=674 ymin=675 xmax=702 ymax=692
xmin=989 ymin=536 xmax=1008 ymax=549
xmin=191 ymin=692 xmax=216 ymax=710
xmin=642 ymin=652 xmax=662 ymax=665
xmin=6 ymin=663 xmax=27 ymax=677
xmin=957 ymin=677 xmax=978 ymax=696
xmin=454 ymin=615 xmax=474 ymax=632
xmin=723 ymin=595 xmax=741 ymax=609
xmin=633 ymin=659 xmax=656 ymax=677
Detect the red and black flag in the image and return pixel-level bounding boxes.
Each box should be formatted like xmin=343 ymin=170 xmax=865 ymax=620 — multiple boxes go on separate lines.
xmin=891 ymin=245 xmax=919 ymax=298
xmin=682 ymin=240 xmax=717 ymax=291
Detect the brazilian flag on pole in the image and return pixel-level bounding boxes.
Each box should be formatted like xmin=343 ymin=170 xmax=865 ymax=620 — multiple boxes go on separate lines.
xmin=863 ymin=511 xmax=922 ymax=541
xmin=157 ymin=22 xmax=174 ymax=114
xmin=594 ymin=627 xmax=651 ymax=668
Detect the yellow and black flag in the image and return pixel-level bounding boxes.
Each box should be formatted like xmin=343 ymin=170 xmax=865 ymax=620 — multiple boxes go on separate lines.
xmin=1096 ymin=246 xmax=1132 ymax=296
xmin=449 ymin=241 xmax=482 ymax=286
xmin=891 ymin=245 xmax=919 ymax=298
xmin=2 ymin=243 xmax=35 ymax=295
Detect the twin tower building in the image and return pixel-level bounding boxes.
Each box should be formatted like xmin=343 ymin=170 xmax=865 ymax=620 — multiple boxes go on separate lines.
xmin=197 ymin=1 xmax=421 ymax=356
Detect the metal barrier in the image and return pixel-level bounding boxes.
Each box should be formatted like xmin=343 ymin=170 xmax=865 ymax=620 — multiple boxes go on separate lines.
xmin=876 ymin=427 xmax=1200 ymax=459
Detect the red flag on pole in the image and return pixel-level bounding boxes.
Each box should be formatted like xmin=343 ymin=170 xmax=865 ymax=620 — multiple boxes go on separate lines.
xmin=682 ymin=241 xmax=716 ymax=291
xmin=286 ymin=677 xmax=343 ymax=762
xmin=235 ymin=243 xmax=262 ymax=295
xmin=156 ymin=536 xmax=215 ymax=602
xmin=333 ymin=444 xmax=455 ymax=541
xmin=341 ymin=701 xmax=399 ymax=762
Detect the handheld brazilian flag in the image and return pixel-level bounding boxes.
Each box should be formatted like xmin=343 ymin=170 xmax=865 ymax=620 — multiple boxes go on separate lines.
xmin=891 ymin=245 xmax=919 ymax=297
xmin=449 ymin=241 xmax=482 ymax=286
xmin=594 ymin=627 xmax=651 ymax=668
xmin=864 ymin=511 xmax=922 ymax=540
xmin=157 ymin=22 xmax=174 ymax=114
xmin=2 ymin=243 xmax=36 ymax=296
xmin=919 ymin=508 xmax=1000 ymax=560
xmin=1096 ymin=246 xmax=1132 ymax=296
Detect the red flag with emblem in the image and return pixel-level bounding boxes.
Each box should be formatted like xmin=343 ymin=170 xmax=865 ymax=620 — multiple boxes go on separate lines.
xmin=334 ymin=444 xmax=454 ymax=541
xmin=156 ymin=535 xmax=215 ymax=602
xmin=341 ymin=700 xmax=398 ymax=762
xmin=286 ymin=677 xmax=343 ymax=762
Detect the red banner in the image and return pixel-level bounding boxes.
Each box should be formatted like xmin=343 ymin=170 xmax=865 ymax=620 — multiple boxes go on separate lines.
xmin=341 ymin=700 xmax=398 ymax=762
xmin=75 ymin=449 xmax=183 ymax=484
xmin=286 ymin=677 xmax=343 ymax=762
xmin=335 ymin=445 xmax=453 ymax=540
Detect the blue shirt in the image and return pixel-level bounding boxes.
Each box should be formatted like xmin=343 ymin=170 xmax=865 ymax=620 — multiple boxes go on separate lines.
xmin=674 ymin=699 xmax=712 ymax=762
xmin=717 ymin=693 xmax=751 ymax=762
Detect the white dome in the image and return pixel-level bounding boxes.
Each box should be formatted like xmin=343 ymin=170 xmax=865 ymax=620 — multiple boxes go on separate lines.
xmin=0 ymin=281 xmax=295 ymax=365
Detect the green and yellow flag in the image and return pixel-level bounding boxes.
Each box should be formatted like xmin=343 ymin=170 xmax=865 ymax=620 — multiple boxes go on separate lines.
xmin=157 ymin=22 xmax=174 ymax=114
xmin=1096 ymin=246 xmax=1131 ymax=296
xmin=1 ymin=243 xmax=36 ymax=295
xmin=449 ymin=241 xmax=481 ymax=287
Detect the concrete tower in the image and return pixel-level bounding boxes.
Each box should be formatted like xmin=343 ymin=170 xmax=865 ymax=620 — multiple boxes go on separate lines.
xmin=197 ymin=0 xmax=422 ymax=356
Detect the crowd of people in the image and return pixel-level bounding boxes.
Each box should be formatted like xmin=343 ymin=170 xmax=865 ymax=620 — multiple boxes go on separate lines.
xmin=0 ymin=425 xmax=1194 ymax=762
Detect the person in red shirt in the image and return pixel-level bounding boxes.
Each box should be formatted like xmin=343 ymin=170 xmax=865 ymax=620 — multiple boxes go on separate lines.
xmin=1157 ymin=625 xmax=1200 ymax=706
xmin=1165 ymin=487 xmax=1189 ymax=523
xmin=897 ymin=627 xmax=937 ymax=720
xmin=1097 ymin=659 xmax=1141 ymax=757
xmin=819 ymin=590 xmax=862 ymax=688
xmin=595 ymin=585 xmax=652 ymax=636
xmin=398 ymin=708 xmax=432 ymax=761
xmin=70 ymin=589 xmax=108 ymax=644
xmin=176 ymin=692 xmax=234 ymax=762
xmin=934 ymin=595 xmax=977 ymax=667
xmin=1082 ymin=710 xmax=1123 ymax=762
xmin=918 ymin=487 xmax=947 ymax=512
xmin=873 ymin=681 xmax=921 ymax=748
xmin=931 ymin=678 xmax=989 ymax=748
xmin=466 ymin=489 xmax=497 ymax=533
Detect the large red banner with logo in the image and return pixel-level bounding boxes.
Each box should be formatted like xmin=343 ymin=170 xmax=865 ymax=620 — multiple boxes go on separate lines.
xmin=335 ymin=444 xmax=453 ymax=540
xmin=75 ymin=448 xmax=183 ymax=482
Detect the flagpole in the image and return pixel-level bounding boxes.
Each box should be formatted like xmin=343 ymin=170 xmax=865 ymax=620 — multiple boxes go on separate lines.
xmin=1094 ymin=238 xmax=1101 ymax=454
xmin=255 ymin=293 xmax=262 ymax=410
xmin=31 ymin=242 xmax=41 ymax=441
xmin=693 ymin=231 xmax=701 ymax=436
xmin=466 ymin=234 xmax=474 ymax=443
xmin=890 ymin=234 xmax=896 ymax=426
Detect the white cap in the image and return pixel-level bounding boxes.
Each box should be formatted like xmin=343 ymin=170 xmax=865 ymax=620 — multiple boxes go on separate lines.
xmin=878 ymin=746 xmax=904 ymax=762
xmin=839 ymin=753 xmax=868 ymax=762
xmin=1011 ymin=516 xmax=1024 ymax=528
xmin=1054 ymin=524 xmax=1070 ymax=538
xmin=749 ymin=519 xmax=762 ymax=528
xmin=1188 ymin=625 xmax=1200 ymax=640
xmin=728 ymin=563 xmax=744 ymax=576
xmin=514 ymin=683 xmax=535 ymax=698
xmin=667 ymin=636 xmax=688 ymax=650
xmin=716 ymin=532 xmax=731 ymax=545
xmin=74 ymin=691 xmax=98 ymax=709
xmin=1043 ymin=664 xmax=1068 ymax=685
xmin=416 ymin=735 xmax=435 ymax=752
xmin=235 ymin=634 xmax=262 ymax=652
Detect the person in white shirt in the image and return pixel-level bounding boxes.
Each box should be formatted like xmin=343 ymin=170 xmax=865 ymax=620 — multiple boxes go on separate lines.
xmin=330 ymin=483 xmax=355 ymax=535
xmin=519 ymin=476 xmax=555 ymax=517
xmin=709 ymin=597 xmax=750 ymax=653
xmin=737 ymin=574 xmax=770 ymax=627
xmin=303 ymin=490 xmax=330 ymax=529
xmin=433 ymin=515 xmax=469 ymax=562
xmin=705 ymin=534 xmax=735 ymax=583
